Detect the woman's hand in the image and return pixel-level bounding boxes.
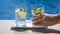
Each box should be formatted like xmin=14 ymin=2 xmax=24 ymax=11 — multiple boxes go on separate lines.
xmin=32 ymin=14 xmax=60 ymax=26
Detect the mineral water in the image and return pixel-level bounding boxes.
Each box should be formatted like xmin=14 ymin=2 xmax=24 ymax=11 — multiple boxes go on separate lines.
xmin=15 ymin=8 xmax=26 ymax=27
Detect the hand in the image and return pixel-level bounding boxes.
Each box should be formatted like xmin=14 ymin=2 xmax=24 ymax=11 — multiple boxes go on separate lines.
xmin=32 ymin=14 xmax=60 ymax=26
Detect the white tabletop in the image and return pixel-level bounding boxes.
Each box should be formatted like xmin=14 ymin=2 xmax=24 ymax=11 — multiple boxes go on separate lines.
xmin=0 ymin=20 xmax=60 ymax=34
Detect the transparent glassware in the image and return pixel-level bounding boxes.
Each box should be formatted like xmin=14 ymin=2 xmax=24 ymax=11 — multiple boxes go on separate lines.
xmin=31 ymin=5 xmax=46 ymax=28
xmin=32 ymin=5 xmax=44 ymax=16
xmin=14 ymin=7 xmax=27 ymax=34
xmin=15 ymin=8 xmax=26 ymax=27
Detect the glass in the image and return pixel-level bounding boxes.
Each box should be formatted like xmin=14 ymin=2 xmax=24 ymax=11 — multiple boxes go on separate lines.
xmin=32 ymin=7 xmax=43 ymax=15
xmin=15 ymin=8 xmax=26 ymax=27
xmin=32 ymin=5 xmax=46 ymax=27
xmin=32 ymin=5 xmax=44 ymax=16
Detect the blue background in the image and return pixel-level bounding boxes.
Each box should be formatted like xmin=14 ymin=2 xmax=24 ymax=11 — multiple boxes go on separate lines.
xmin=0 ymin=0 xmax=60 ymax=20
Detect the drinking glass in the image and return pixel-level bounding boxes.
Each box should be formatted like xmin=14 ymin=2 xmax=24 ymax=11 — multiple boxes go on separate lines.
xmin=32 ymin=5 xmax=46 ymax=27
xmin=15 ymin=8 xmax=26 ymax=27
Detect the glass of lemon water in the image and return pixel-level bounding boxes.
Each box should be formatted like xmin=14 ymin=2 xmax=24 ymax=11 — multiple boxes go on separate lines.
xmin=15 ymin=8 xmax=26 ymax=27
xmin=32 ymin=7 xmax=43 ymax=16
xmin=32 ymin=6 xmax=46 ymax=27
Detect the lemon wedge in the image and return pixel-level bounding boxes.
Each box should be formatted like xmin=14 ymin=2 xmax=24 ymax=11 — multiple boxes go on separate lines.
xmin=15 ymin=8 xmax=26 ymax=18
xmin=32 ymin=8 xmax=43 ymax=15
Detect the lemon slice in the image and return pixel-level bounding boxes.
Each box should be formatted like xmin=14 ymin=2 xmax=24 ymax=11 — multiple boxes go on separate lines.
xmin=20 ymin=11 xmax=26 ymax=18
xmin=15 ymin=8 xmax=26 ymax=18
xmin=32 ymin=8 xmax=43 ymax=15
xmin=32 ymin=7 xmax=37 ymax=15
xmin=15 ymin=8 xmax=21 ymax=17
xmin=36 ymin=8 xmax=43 ymax=14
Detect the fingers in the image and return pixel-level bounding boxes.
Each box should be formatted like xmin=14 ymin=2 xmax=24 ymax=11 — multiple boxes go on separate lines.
xmin=32 ymin=14 xmax=46 ymax=24
xmin=32 ymin=14 xmax=46 ymax=26
xmin=32 ymin=19 xmax=46 ymax=24
xmin=32 ymin=15 xmax=40 ymax=20
xmin=32 ymin=20 xmax=44 ymax=26
xmin=33 ymin=23 xmax=45 ymax=26
xmin=32 ymin=14 xmax=47 ymax=26
xmin=32 ymin=19 xmax=46 ymax=26
xmin=32 ymin=14 xmax=45 ymax=20
xmin=32 ymin=19 xmax=41 ymax=23
xmin=32 ymin=14 xmax=59 ymax=26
